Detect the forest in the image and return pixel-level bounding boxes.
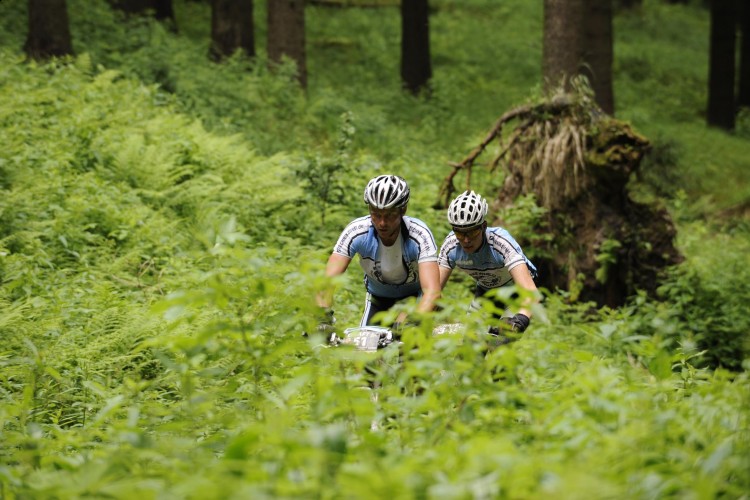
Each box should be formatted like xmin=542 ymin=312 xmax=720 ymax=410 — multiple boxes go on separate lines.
xmin=1 ymin=0 xmax=749 ymax=498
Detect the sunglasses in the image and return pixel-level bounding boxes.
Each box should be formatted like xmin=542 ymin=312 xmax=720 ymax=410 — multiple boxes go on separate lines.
xmin=369 ymin=208 xmax=403 ymax=221
xmin=453 ymin=226 xmax=482 ymax=239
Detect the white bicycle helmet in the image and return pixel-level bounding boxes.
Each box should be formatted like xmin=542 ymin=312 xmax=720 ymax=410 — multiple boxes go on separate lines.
xmin=447 ymin=190 xmax=488 ymax=228
xmin=363 ymin=175 xmax=410 ymax=209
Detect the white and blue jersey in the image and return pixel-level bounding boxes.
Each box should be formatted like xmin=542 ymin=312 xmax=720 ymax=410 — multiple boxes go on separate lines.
xmin=333 ymin=215 xmax=438 ymax=299
xmin=438 ymin=227 xmax=537 ymax=290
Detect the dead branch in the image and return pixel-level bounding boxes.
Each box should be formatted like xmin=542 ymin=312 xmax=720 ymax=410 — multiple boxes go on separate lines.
xmin=434 ymin=95 xmax=575 ymax=209
xmin=433 ymin=105 xmax=533 ymax=208
xmin=489 ymin=117 xmax=536 ymax=173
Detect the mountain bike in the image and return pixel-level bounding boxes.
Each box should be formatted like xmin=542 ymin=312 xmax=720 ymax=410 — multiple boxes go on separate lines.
xmin=327 ymin=320 xmax=519 ymax=352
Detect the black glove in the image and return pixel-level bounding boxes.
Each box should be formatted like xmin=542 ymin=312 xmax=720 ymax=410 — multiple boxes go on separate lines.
xmin=507 ymin=313 xmax=530 ymax=333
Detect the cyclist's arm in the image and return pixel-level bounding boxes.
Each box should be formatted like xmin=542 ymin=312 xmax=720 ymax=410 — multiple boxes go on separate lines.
xmin=316 ymin=253 xmax=351 ymax=308
xmin=416 ymin=260 xmax=441 ymax=313
xmin=438 ymin=265 xmax=453 ymax=289
xmin=509 ymin=263 xmax=538 ymax=317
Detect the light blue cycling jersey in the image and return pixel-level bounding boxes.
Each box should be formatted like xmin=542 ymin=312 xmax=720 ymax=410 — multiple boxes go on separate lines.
xmin=333 ymin=215 xmax=438 ymax=299
xmin=438 ymin=227 xmax=537 ymax=290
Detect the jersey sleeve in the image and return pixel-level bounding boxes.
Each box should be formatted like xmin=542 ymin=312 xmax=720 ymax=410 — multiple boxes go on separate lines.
xmin=333 ymin=217 xmax=370 ymax=258
xmin=438 ymin=234 xmax=458 ymax=269
xmin=489 ymin=229 xmax=526 ymax=271
xmin=415 ymin=225 xmax=438 ymax=263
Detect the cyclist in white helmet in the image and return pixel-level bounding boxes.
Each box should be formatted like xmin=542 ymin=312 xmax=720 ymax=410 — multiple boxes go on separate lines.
xmin=317 ymin=175 xmax=441 ymax=333
xmin=438 ymin=190 xmax=539 ymax=333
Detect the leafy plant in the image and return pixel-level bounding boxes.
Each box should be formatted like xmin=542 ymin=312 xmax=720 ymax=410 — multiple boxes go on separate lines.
xmin=293 ymin=111 xmax=359 ymax=227
xmin=595 ymin=237 xmax=622 ymax=284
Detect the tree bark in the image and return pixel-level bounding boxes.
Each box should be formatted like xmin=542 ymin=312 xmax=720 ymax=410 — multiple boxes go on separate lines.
xmin=707 ymin=0 xmax=737 ymax=129
xmin=738 ymin=0 xmax=750 ymax=110
xmin=615 ymin=0 xmax=642 ymax=10
xmin=582 ymin=0 xmax=614 ymax=114
xmin=543 ymin=0 xmax=584 ymax=93
xmin=111 ymin=0 xmax=176 ymax=26
xmin=24 ymin=0 xmax=73 ymax=60
xmin=153 ymin=0 xmax=174 ymax=21
xmin=400 ymin=0 xmax=432 ymax=95
xmin=210 ymin=0 xmax=255 ymax=61
xmin=268 ymin=0 xmax=307 ymax=88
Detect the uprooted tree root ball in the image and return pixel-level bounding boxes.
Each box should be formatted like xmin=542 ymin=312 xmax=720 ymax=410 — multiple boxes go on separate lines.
xmin=436 ymin=83 xmax=682 ymax=307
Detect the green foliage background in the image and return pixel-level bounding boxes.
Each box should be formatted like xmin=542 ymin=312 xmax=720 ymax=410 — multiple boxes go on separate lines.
xmin=0 ymin=0 xmax=748 ymax=498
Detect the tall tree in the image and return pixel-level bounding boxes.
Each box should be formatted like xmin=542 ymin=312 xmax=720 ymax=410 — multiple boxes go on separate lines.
xmin=615 ymin=0 xmax=642 ymax=10
xmin=582 ymin=0 xmax=614 ymax=114
xmin=543 ymin=0 xmax=614 ymax=115
xmin=707 ymin=0 xmax=737 ymax=129
xmin=112 ymin=0 xmax=176 ymax=25
xmin=400 ymin=0 xmax=432 ymax=95
xmin=267 ymin=0 xmax=307 ymax=88
xmin=542 ymin=0 xmax=584 ymax=92
xmin=738 ymin=0 xmax=750 ymax=110
xmin=24 ymin=0 xmax=73 ymax=60
xmin=210 ymin=0 xmax=255 ymax=61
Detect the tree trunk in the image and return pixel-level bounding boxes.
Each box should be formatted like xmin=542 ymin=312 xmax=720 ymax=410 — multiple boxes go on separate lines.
xmin=543 ymin=0 xmax=584 ymax=93
xmin=582 ymin=0 xmax=614 ymax=115
xmin=153 ymin=0 xmax=174 ymax=21
xmin=738 ymin=0 xmax=750 ymax=110
xmin=24 ymin=0 xmax=73 ymax=60
xmin=111 ymin=0 xmax=176 ymax=25
xmin=267 ymin=0 xmax=307 ymax=88
xmin=707 ymin=0 xmax=737 ymax=129
xmin=400 ymin=0 xmax=432 ymax=95
xmin=615 ymin=0 xmax=642 ymax=10
xmin=210 ymin=0 xmax=255 ymax=61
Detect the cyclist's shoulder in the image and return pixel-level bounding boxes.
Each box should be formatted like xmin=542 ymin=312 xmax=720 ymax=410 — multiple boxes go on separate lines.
xmin=345 ymin=215 xmax=373 ymax=228
xmin=402 ymin=215 xmax=437 ymax=238
xmin=336 ymin=216 xmax=374 ymax=250
xmin=439 ymin=233 xmax=461 ymax=253
xmin=339 ymin=216 xmax=374 ymax=236
xmin=487 ymin=226 xmax=513 ymax=237
xmin=487 ymin=226 xmax=523 ymax=248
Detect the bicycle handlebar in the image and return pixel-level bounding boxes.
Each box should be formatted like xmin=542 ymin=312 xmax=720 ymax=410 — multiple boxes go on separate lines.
xmin=324 ymin=322 xmax=519 ymax=352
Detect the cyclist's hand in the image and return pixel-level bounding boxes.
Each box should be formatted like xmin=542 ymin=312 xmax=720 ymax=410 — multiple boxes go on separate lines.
xmin=316 ymin=307 xmax=335 ymax=333
xmin=506 ymin=313 xmax=530 ymax=333
xmin=486 ymin=325 xmax=513 ymax=347
xmin=327 ymin=331 xmax=343 ymax=346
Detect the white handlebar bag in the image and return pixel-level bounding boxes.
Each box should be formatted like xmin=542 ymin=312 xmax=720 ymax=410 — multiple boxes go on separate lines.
xmin=341 ymin=326 xmax=394 ymax=352
xmin=432 ymin=323 xmax=466 ymax=336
